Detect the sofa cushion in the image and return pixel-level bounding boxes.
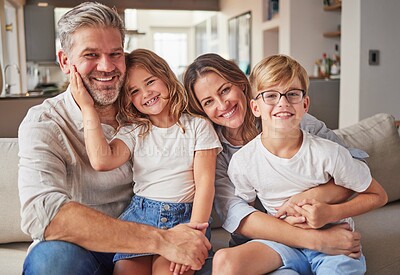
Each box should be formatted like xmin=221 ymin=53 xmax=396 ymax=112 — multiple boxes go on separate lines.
xmin=334 ymin=113 xmax=400 ymax=203
xmin=0 ymin=138 xmax=31 ymax=243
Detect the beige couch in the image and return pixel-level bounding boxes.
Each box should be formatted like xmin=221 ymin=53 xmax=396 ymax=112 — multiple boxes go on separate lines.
xmin=1 ymin=113 xmax=399 ymax=274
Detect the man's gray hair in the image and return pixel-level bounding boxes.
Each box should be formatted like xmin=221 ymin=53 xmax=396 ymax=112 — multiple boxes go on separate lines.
xmin=58 ymin=2 xmax=125 ymax=54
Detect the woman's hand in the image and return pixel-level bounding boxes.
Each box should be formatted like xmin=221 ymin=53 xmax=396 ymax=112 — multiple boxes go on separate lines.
xmin=70 ymin=66 xmax=94 ymax=110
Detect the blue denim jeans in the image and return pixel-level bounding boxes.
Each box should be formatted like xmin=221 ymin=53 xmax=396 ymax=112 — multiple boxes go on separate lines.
xmin=23 ymin=240 xmax=214 ymax=275
xmin=114 ymin=195 xmax=194 ymax=262
xmin=23 ymin=240 xmax=115 ymax=275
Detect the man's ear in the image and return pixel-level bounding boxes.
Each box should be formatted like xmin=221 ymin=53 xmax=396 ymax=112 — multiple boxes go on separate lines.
xmin=250 ymin=99 xmax=261 ymax=117
xmin=58 ymin=50 xmax=71 ymax=74
xmin=303 ymin=95 xmax=310 ymax=112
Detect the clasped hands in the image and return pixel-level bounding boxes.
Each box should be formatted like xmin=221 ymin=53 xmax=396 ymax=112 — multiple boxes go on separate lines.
xmin=275 ymin=198 xmax=334 ymax=229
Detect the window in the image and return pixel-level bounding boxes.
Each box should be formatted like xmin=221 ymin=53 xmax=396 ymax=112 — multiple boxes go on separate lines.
xmin=153 ymin=29 xmax=189 ymax=79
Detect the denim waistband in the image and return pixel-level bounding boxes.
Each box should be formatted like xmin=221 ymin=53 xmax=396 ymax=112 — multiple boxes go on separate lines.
xmin=132 ymin=195 xmax=193 ymax=215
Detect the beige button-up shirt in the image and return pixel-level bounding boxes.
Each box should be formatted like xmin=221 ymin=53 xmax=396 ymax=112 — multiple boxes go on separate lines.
xmin=18 ymin=88 xmax=133 ymax=241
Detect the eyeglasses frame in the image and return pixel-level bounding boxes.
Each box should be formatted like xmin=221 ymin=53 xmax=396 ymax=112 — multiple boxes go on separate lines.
xmin=253 ymin=89 xmax=306 ymax=105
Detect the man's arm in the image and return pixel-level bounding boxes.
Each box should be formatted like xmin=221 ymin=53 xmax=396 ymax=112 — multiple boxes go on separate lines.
xmin=45 ymin=202 xmax=210 ymax=269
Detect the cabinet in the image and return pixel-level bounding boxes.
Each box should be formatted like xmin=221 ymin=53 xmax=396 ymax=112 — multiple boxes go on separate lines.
xmin=24 ymin=5 xmax=56 ymax=62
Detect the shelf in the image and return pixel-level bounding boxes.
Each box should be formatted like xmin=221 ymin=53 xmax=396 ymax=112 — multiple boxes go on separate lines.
xmin=323 ymin=31 xmax=341 ymax=38
xmin=323 ymin=3 xmax=342 ymax=11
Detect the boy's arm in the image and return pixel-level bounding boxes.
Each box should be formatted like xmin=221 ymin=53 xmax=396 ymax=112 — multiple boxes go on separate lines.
xmin=190 ymin=148 xmax=218 ymax=230
xmin=294 ymin=178 xmax=387 ymax=228
xmin=70 ymin=69 xmax=130 ymax=171
xmin=275 ymin=178 xmax=353 ymax=218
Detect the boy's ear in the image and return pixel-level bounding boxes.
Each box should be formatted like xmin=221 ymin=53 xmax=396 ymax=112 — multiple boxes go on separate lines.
xmin=250 ymin=99 xmax=261 ymax=117
xmin=303 ymin=95 xmax=310 ymax=112
xmin=58 ymin=50 xmax=71 ymax=75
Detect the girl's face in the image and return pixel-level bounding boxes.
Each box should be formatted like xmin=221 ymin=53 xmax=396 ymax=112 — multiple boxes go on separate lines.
xmin=126 ymin=66 xmax=170 ymax=123
xmin=250 ymin=77 xmax=309 ymax=134
xmin=193 ymin=72 xmax=247 ymax=130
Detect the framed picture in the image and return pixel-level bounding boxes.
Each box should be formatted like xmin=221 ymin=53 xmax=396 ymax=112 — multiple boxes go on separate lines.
xmin=228 ymin=11 xmax=251 ymax=75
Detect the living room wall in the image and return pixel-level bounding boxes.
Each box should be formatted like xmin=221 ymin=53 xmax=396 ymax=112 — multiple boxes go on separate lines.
xmin=340 ymin=0 xmax=400 ymax=127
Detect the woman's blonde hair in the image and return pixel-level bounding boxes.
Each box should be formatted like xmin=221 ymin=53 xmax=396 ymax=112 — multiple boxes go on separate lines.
xmin=118 ymin=49 xmax=188 ymax=136
xmin=183 ymin=53 xmax=258 ymax=144
xmin=249 ymin=54 xmax=309 ymax=97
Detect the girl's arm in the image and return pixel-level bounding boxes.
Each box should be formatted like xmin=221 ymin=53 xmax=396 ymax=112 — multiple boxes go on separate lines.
xmin=70 ymin=69 xmax=131 ymax=171
xmin=294 ymin=178 xmax=388 ymax=228
xmin=191 ymin=148 xmax=218 ymax=232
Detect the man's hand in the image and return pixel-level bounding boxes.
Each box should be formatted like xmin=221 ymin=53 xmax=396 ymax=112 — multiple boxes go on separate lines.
xmin=159 ymin=222 xmax=210 ymax=271
xmin=314 ymin=223 xmax=362 ymax=259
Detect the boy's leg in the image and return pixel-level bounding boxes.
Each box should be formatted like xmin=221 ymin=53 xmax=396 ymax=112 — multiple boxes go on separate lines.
xmin=113 ymin=256 xmax=152 ymax=275
xmin=306 ymin=249 xmax=366 ymax=275
xmin=23 ymin=240 xmax=114 ymax=275
xmin=212 ymin=241 xmax=283 ymax=275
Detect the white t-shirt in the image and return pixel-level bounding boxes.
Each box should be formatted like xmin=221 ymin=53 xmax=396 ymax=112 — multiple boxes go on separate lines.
xmin=115 ymin=113 xmax=222 ymax=203
xmin=228 ymin=130 xmax=372 ymax=215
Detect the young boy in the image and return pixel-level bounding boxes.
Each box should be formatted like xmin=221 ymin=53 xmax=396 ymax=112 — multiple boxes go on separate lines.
xmin=223 ymin=54 xmax=388 ymax=274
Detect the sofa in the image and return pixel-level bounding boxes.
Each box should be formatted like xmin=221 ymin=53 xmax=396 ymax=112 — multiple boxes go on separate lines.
xmin=1 ymin=113 xmax=399 ymax=274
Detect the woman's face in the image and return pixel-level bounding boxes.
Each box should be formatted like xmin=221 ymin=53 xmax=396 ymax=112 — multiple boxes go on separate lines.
xmin=193 ymin=72 xmax=247 ymax=130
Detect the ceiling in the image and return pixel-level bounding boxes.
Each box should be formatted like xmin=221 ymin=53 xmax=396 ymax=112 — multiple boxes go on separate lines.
xmin=25 ymin=0 xmax=220 ymax=11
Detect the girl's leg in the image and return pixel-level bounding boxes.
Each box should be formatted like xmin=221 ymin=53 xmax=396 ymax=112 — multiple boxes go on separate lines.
xmin=152 ymin=255 xmax=195 ymax=275
xmin=212 ymin=242 xmax=283 ymax=275
xmin=113 ymin=256 xmax=153 ymax=275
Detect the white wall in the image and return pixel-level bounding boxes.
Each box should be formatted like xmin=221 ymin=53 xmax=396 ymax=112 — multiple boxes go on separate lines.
xmin=340 ymin=0 xmax=400 ymax=127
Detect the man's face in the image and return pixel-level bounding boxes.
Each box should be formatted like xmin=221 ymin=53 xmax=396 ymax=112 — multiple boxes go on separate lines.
xmin=60 ymin=27 xmax=126 ymax=106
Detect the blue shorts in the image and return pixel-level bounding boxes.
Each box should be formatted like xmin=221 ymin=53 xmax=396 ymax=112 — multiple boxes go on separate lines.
xmin=114 ymin=195 xmax=203 ymax=263
xmin=250 ymin=239 xmax=366 ymax=275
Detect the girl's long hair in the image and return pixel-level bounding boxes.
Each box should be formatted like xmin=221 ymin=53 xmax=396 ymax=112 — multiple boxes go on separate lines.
xmin=118 ymin=49 xmax=188 ymax=136
xmin=183 ymin=53 xmax=258 ymax=144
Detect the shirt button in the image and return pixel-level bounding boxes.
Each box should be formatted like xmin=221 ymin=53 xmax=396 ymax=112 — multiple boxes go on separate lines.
xmin=163 ymin=204 xmax=170 ymax=211
xmin=161 ymin=217 xmax=168 ymax=223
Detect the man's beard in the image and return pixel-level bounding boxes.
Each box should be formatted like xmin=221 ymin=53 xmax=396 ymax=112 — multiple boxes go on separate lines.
xmin=81 ymin=71 xmax=125 ymax=106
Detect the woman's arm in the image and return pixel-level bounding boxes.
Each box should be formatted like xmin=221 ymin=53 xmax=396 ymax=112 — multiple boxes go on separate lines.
xmin=238 ymin=211 xmax=361 ymax=257
xmin=293 ymin=178 xmax=387 ymax=228
xmin=275 ymin=178 xmax=353 ymax=218
xmin=191 ymin=148 xmax=218 ymax=230
xmin=70 ymin=69 xmax=130 ymax=171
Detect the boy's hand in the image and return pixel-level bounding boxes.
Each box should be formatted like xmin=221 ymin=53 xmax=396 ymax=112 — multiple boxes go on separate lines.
xmin=170 ymin=262 xmax=191 ymax=275
xmin=275 ymin=200 xmax=302 ymax=218
xmin=293 ymin=199 xmax=333 ymax=228
xmin=70 ymin=66 xmax=94 ymax=109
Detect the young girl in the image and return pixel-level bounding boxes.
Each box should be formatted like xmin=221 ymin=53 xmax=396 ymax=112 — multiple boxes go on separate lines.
xmin=71 ymin=49 xmax=221 ymax=275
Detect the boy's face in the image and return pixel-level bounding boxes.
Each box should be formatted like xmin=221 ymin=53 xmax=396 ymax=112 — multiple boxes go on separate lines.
xmin=250 ymin=77 xmax=309 ymax=133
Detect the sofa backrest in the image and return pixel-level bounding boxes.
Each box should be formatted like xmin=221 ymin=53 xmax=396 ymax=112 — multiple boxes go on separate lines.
xmin=0 ymin=138 xmax=31 ymax=243
xmin=334 ymin=113 xmax=400 ymax=203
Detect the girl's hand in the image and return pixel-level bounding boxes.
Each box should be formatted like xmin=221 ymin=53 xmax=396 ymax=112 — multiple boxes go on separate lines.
xmin=292 ymin=199 xmax=333 ymax=229
xmin=170 ymin=262 xmax=191 ymax=275
xmin=70 ymin=66 xmax=94 ymax=109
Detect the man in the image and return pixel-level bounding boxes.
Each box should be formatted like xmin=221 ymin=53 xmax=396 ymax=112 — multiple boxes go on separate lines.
xmin=19 ymin=2 xmax=210 ymax=274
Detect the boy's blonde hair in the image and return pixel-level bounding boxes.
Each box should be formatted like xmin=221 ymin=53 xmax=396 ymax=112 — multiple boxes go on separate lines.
xmin=118 ymin=49 xmax=188 ymax=136
xmin=249 ymin=54 xmax=309 ymax=97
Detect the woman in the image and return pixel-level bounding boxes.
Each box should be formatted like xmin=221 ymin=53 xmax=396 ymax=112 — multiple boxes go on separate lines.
xmin=183 ymin=53 xmax=366 ymax=274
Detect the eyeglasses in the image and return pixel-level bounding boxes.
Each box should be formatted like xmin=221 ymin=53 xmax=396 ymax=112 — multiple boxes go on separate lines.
xmin=253 ymin=89 xmax=305 ymax=105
